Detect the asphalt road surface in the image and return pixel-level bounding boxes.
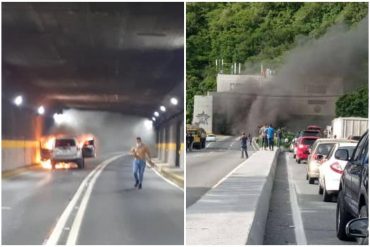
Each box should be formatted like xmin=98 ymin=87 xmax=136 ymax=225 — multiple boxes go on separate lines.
xmin=2 ymin=153 xmax=183 ymax=245
xmin=186 ymin=136 xmax=255 ymax=207
xmin=264 ymin=152 xmax=353 ymax=245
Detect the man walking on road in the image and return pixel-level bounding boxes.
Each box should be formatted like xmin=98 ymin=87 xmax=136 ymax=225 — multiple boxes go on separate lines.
xmin=240 ymin=132 xmax=249 ymax=158
xmin=266 ymin=124 xmax=275 ymax=151
xmin=130 ymin=137 xmax=152 ymax=189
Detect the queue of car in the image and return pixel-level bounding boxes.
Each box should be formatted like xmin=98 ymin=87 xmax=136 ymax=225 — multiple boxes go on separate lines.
xmin=290 ymin=126 xmax=368 ymax=244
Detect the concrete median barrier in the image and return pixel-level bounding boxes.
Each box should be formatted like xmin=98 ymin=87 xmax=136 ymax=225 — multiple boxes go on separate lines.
xmin=186 ymin=149 xmax=279 ymax=245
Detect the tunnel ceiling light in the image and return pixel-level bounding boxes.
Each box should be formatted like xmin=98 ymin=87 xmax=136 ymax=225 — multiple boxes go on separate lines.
xmin=53 ymin=113 xmax=63 ymax=124
xmin=154 ymin=111 xmax=159 ymax=117
xmin=144 ymin=119 xmax=153 ymax=129
xmin=170 ymin=97 xmax=178 ymax=105
xmin=14 ymin=95 xmax=23 ymax=106
xmin=160 ymin=106 xmax=166 ymax=112
xmin=152 ymin=117 xmax=156 ymax=121
xmin=37 ymin=106 xmax=45 ymax=115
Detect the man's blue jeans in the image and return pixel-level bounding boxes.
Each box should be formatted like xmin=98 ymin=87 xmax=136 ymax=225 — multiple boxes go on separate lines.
xmin=133 ymin=159 xmax=146 ymax=185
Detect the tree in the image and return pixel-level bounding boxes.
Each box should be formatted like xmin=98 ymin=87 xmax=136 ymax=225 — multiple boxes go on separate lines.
xmin=335 ymin=86 xmax=368 ymax=118
xmin=186 ymin=2 xmax=369 ymax=122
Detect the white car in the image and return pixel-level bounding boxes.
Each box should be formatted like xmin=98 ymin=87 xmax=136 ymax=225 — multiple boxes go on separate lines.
xmin=318 ymin=142 xmax=357 ymax=202
xmin=51 ymin=138 xmax=84 ymax=169
xmin=206 ymin=134 xmax=216 ymax=142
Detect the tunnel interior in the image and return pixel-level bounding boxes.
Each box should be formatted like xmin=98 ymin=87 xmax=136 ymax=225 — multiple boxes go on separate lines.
xmin=2 ymin=2 xmax=184 ymax=171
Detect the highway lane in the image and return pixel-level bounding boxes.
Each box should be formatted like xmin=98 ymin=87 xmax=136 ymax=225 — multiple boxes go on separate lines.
xmin=2 ymin=153 xmax=183 ymax=245
xmin=186 ymin=136 xmax=255 ymax=207
xmin=264 ymin=152 xmax=353 ymax=245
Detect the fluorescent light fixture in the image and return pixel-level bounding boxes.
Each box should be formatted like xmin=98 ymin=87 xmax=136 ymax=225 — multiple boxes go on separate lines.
xmin=154 ymin=111 xmax=159 ymax=117
xmin=160 ymin=106 xmax=166 ymax=112
xmin=14 ymin=95 xmax=23 ymax=106
xmin=37 ymin=106 xmax=45 ymax=115
xmin=170 ymin=97 xmax=178 ymax=105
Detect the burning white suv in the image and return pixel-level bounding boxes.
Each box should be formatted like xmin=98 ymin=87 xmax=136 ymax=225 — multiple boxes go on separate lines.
xmin=51 ymin=138 xmax=84 ymax=169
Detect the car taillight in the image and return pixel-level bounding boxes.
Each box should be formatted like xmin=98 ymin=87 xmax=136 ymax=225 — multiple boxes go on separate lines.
xmin=330 ymin=162 xmax=343 ymax=174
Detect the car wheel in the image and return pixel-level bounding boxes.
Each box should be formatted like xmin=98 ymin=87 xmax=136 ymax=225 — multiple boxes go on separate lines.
xmin=297 ymin=159 xmax=301 ymax=164
xmin=293 ymin=154 xmax=296 ymax=159
xmin=318 ymin=184 xmax=323 ymax=194
xmin=77 ymin=159 xmax=84 ymax=169
xmin=323 ymin=182 xmax=332 ymax=202
xmin=306 ymin=173 xmax=309 ymax=180
xmin=336 ymin=190 xmax=353 ymax=241
xmin=308 ymin=176 xmax=315 ymax=184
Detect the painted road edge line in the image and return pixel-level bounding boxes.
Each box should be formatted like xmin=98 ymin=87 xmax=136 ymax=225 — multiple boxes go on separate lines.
xmin=66 ymin=155 xmax=123 ymax=245
xmin=211 ymin=151 xmax=255 ymax=189
xmin=45 ymin=168 xmax=98 ymax=245
xmin=151 ymin=165 xmax=184 ymax=191
xmin=45 ymin=154 xmax=125 ymax=245
xmin=285 ymin=153 xmax=307 ymax=245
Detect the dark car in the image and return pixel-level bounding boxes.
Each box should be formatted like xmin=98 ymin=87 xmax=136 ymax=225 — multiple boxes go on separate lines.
xmin=336 ymin=130 xmax=368 ymax=242
xmin=82 ymin=139 xmax=96 ymax=158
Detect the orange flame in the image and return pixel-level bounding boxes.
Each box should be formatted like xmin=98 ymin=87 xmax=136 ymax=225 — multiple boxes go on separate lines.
xmin=38 ymin=133 xmax=96 ymax=170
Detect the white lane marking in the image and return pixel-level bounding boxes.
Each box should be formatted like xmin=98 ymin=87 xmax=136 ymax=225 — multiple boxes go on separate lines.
xmin=151 ymin=165 xmax=184 ymax=191
xmin=66 ymin=155 xmax=124 ymax=245
xmin=211 ymin=152 xmax=255 ymax=189
xmin=2 ymin=206 xmax=12 ymax=210
xmin=45 ymin=154 xmax=125 ymax=245
xmin=285 ymin=153 xmax=308 ymax=245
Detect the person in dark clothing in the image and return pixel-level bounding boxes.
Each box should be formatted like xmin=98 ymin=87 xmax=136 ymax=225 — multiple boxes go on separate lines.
xmin=240 ymin=132 xmax=249 ymax=158
xmin=276 ymin=128 xmax=282 ymax=148
xmin=186 ymin=132 xmax=191 ymax=151
xmin=189 ymin=134 xmax=194 ymax=151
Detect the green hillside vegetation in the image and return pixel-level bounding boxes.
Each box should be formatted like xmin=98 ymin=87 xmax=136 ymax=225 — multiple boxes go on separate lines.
xmin=336 ymin=86 xmax=368 ymax=118
xmin=186 ymin=2 xmax=368 ymax=123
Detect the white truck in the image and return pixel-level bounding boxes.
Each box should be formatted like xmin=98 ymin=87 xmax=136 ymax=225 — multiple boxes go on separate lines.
xmin=328 ymin=117 xmax=368 ymax=139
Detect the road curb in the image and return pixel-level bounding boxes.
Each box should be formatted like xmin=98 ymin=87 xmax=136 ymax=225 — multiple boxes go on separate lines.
xmin=252 ymin=137 xmax=260 ymax=150
xmin=246 ymin=149 xmax=280 ymax=244
xmin=152 ymin=165 xmax=184 ymax=188
xmin=186 ymin=149 xmax=280 ymax=245
xmin=2 ymin=163 xmax=40 ymax=179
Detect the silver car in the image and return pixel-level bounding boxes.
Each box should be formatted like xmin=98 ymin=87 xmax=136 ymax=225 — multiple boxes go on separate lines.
xmin=306 ymin=139 xmax=344 ymax=184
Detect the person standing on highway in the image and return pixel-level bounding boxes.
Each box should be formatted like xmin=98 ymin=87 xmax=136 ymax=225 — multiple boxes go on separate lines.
xmin=186 ymin=132 xmax=191 ymax=151
xmin=259 ymin=125 xmax=267 ymax=150
xmin=240 ymin=132 xmax=249 ymax=158
xmin=189 ymin=133 xmax=194 ymax=151
xmin=266 ymin=124 xmax=275 ymax=151
xmin=130 ymin=137 xmax=152 ymax=190
xmin=276 ymin=128 xmax=282 ymax=148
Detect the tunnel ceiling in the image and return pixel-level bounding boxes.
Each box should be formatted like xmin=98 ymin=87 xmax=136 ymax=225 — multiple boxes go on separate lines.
xmin=2 ymin=2 xmax=184 ymax=117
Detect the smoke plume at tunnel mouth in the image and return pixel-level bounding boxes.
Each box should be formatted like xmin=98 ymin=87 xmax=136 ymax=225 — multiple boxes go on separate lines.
xmin=46 ymin=109 xmax=156 ymax=155
xmin=218 ymin=16 xmax=368 ymax=135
